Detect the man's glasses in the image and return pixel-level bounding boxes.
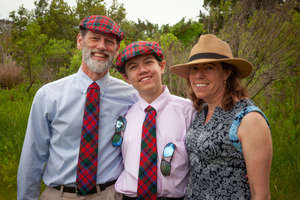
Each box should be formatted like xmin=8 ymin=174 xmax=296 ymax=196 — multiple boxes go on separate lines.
xmin=160 ymin=142 xmax=176 ymax=176
xmin=112 ymin=116 xmax=126 ymax=147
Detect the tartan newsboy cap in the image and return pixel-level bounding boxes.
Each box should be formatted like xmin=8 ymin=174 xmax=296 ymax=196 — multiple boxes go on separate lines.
xmin=79 ymin=15 xmax=124 ymax=41
xmin=116 ymin=41 xmax=164 ymax=73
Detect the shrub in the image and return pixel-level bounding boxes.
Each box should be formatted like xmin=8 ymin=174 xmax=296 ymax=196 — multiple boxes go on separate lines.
xmin=0 ymin=63 xmax=23 ymax=89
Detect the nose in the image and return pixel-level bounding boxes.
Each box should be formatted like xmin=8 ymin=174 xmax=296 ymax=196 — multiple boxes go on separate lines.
xmin=191 ymin=68 xmax=205 ymax=79
xmin=138 ymin=64 xmax=149 ymax=74
xmin=96 ymin=38 xmax=107 ymax=50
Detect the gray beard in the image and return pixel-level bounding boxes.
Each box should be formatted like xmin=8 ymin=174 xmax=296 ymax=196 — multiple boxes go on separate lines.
xmin=82 ymin=46 xmax=113 ymax=73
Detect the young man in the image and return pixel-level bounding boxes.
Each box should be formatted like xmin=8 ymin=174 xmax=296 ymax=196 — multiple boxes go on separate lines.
xmin=114 ymin=41 xmax=196 ymax=199
xmin=17 ymin=15 xmax=137 ymax=200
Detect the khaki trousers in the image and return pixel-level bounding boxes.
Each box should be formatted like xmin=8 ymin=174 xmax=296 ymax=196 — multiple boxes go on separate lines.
xmin=40 ymin=185 xmax=122 ymax=200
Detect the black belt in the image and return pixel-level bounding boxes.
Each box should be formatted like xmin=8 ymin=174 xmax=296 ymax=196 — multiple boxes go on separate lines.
xmin=53 ymin=180 xmax=116 ymax=195
xmin=123 ymin=195 xmax=184 ymax=200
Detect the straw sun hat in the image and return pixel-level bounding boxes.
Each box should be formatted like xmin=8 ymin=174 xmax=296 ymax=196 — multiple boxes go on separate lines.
xmin=170 ymin=34 xmax=253 ymax=79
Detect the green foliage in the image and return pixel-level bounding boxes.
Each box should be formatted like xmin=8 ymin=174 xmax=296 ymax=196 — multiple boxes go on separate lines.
xmin=8 ymin=0 xmax=130 ymax=85
xmin=10 ymin=21 xmax=74 ymax=84
xmin=56 ymin=49 xmax=81 ymax=79
xmin=42 ymin=0 xmax=77 ymax=40
xmin=158 ymin=33 xmax=191 ymax=97
xmin=12 ymin=22 xmax=48 ymax=83
xmin=217 ymin=0 xmax=300 ymax=98
xmin=120 ymin=19 xmax=160 ymax=43
xmin=254 ymin=74 xmax=300 ymax=199
xmin=106 ymin=0 xmax=126 ymax=23
xmin=76 ymin=0 xmax=106 ymax=20
xmin=159 ymin=33 xmax=180 ymax=50
xmin=202 ymin=0 xmax=233 ymax=33
xmin=169 ymin=18 xmax=203 ymax=46
xmin=42 ymin=38 xmax=73 ymax=80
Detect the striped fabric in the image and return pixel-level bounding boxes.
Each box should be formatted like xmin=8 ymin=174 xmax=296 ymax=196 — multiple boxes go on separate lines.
xmin=137 ymin=106 xmax=157 ymax=200
xmin=79 ymin=15 xmax=124 ymax=41
xmin=115 ymin=41 xmax=164 ymax=74
xmin=76 ymin=82 xmax=100 ymax=195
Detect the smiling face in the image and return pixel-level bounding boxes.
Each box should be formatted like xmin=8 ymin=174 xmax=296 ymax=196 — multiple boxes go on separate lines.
xmin=124 ymin=54 xmax=166 ymax=103
xmin=77 ymin=31 xmax=119 ymax=74
xmin=189 ymin=62 xmax=231 ymax=105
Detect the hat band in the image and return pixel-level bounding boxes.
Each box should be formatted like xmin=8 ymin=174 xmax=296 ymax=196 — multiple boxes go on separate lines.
xmin=188 ymin=53 xmax=229 ymax=62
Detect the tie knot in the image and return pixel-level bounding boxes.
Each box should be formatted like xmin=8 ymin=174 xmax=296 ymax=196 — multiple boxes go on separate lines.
xmin=145 ymin=106 xmax=156 ymax=115
xmin=89 ymin=82 xmax=100 ymax=90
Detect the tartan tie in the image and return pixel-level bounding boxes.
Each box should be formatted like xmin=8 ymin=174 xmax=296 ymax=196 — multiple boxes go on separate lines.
xmin=76 ymin=82 xmax=100 ymax=195
xmin=137 ymin=106 xmax=157 ymax=200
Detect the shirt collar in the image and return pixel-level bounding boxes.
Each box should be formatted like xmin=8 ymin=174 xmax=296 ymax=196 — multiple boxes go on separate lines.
xmin=138 ymin=86 xmax=171 ymax=113
xmin=76 ymin=66 xmax=111 ymax=94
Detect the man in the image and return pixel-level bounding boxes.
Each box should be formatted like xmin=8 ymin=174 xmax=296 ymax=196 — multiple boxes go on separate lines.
xmin=17 ymin=15 xmax=136 ymax=200
xmin=114 ymin=41 xmax=196 ymax=199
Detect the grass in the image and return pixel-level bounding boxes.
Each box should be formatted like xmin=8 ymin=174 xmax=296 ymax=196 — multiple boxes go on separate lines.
xmin=0 ymin=84 xmax=39 ymax=199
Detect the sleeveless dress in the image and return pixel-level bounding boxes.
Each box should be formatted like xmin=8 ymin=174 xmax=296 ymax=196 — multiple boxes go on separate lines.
xmin=184 ymin=99 xmax=268 ymax=200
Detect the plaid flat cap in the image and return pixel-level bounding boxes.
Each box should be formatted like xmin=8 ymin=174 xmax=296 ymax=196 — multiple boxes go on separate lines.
xmin=116 ymin=41 xmax=164 ymax=73
xmin=79 ymin=15 xmax=124 ymax=41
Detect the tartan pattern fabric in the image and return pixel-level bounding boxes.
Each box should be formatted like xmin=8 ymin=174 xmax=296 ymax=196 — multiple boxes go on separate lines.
xmin=76 ymin=82 xmax=100 ymax=195
xmin=137 ymin=106 xmax=158 ymax=200
xmin=79 ymin=15 xmax=124 ymax=41
xmin=115 ymin=41 xmax=164 ymax=74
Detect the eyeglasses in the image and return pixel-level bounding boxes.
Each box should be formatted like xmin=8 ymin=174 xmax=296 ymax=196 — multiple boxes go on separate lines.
xmin=160 ymin=142 xmax=176 ymax=176
xmin=112 ymin=116 xmax=126 ymax=147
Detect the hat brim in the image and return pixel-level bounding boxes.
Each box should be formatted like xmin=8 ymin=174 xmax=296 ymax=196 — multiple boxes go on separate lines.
xmin=170 ymin=58 xmax=253 ymax=79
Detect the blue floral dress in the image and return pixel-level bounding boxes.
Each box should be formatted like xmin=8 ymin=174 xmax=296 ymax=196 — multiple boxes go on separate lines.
xmin=185 ymin=99 xmax=268 ymax=200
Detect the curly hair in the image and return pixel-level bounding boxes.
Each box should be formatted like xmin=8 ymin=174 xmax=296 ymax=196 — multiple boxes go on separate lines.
xmin=187 ymin=62 xmax=249 ymax=112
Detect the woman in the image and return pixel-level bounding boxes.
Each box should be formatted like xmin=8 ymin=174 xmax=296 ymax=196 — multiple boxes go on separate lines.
xmin=170 ymin=34 xmax=272 ymax=200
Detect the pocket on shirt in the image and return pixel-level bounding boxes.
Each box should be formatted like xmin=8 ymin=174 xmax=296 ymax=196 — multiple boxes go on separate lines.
xmin=172 ymin=140 xmax=189 ymax=171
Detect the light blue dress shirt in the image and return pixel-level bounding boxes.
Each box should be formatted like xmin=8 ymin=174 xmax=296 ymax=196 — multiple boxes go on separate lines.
xmin=17 ymin=67 xmax=137 ymax=200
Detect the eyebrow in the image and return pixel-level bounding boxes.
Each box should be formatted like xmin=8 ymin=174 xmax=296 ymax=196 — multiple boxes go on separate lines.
xmin=127 ymin=55 xmax=154 ymax=66
xmin=126 ymin=59 xmax=137 ymax=67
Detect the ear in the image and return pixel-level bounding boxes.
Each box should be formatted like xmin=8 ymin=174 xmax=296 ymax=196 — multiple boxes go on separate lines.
xmin=159 ymin=60 xmax=166 ymax=74
xmin=77 ymin=33 xmax=83 ymax=50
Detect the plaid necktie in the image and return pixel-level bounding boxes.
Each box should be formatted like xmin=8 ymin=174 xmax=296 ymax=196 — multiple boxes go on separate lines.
xmin=76 ymin=82 xmax=100 ymax=195
xmin=137 ymin=106 xmax=157 ymax=200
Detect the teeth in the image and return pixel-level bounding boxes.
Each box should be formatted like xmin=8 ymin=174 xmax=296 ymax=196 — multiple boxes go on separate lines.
xmin=195 ymin=83 xmax=207 ymax=87
xmin=93 ymin=53 xmax=105 ymax=57
xmin=140 ymin=77 xmax=151 ymax=82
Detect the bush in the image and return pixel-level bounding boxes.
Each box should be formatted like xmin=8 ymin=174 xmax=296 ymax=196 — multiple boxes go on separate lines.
xmin=0 ymin=63 xmax=23 ymax=89
xmin=254 ymin=74 xmax=300 ymax=199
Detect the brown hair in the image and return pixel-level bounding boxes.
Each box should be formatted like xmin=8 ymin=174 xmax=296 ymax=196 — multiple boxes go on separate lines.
xmin=187 ymin=62 xmax=249 ymax=112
